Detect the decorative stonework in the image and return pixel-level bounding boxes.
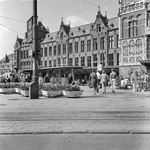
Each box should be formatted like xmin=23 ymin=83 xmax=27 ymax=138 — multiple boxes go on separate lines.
xmin=121 ymin=38 xmax=145 ymax=66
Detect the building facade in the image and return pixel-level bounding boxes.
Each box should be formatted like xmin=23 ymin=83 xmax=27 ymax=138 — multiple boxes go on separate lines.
xmin=119 ymin=0 xmax=150 ymax=76
xmin=13 ymin=7 xmax=119 ymax=82
xmin=0 ymin=54 xmax=14 ymax=75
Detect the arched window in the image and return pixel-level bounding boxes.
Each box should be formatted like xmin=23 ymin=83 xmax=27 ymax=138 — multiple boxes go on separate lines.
xmin=128 ymin=16 xmax=137 ymax=38
xmin=122 ymin=18 xmax=128 ymax=38
xmin=137 ymin=14 xmax=143 ymax=36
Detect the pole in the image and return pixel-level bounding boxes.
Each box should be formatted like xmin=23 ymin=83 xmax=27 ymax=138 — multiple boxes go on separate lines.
xmin=29 ymin=0 xmax=39 ymax=99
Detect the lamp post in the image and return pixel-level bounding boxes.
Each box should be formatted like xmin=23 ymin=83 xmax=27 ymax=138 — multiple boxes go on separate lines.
xmin=29 ymin=0 xmax=39 ymax=99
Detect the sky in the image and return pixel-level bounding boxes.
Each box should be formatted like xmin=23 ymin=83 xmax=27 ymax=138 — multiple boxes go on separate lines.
xmin=0 ymin=0 xmax=119 ymax=60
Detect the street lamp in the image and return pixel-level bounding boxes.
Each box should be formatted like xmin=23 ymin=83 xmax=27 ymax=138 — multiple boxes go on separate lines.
xmin=29 ymin=0 xmax=39 ymax=99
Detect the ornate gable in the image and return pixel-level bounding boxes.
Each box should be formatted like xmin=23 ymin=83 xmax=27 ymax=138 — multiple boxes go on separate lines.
xmin=14 ymin=36 xmax=23 ymax=49
xmin=57 ymin=18 xmax=70 ymax=40
xmin=91 ymin=6 xmax=108 ymax=33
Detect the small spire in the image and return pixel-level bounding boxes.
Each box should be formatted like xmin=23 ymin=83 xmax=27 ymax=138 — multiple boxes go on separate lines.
xmin=98 ymin=6 xmax=100 ymax=12
xmin=61 ymin=17 xmax=63 ymax=24
xmin=105 ymin=11 xmax=107 ymax=18
xmin=97 ymin=6 xmax=101 ymax=16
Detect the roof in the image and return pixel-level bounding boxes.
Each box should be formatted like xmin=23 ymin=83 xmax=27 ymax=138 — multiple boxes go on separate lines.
xmin=108 ymin=17 xmax=119 ymax=29
xmin=41 ymin=16 xmax=118 ymax=44
xmin=41 ymin=31 xmax=58 ymax=43
xmin=69 ymin=23 xmax=93 ymax=38
xmin=0 ymin=53 xmax=14 ymax=63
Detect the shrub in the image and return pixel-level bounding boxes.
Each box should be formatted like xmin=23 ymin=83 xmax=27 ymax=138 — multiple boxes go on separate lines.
xmin=20 ymin=83 xmax=29 ymax=90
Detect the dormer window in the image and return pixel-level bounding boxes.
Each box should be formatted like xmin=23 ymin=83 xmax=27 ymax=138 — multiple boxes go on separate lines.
xmin=97 ymin=24 xmax=101 ymax=32
xmin=60 ymin=32 xmax=63 ymax=39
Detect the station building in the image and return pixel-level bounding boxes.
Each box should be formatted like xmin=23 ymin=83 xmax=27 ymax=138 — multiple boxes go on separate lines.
xmin=13 ymin=7 xmax=119 ymax=82
xmin=119 ymin=0 xmax=150 ymax=76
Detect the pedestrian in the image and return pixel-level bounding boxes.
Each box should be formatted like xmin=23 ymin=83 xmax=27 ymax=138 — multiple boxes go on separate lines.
xmin=44 ymin=74 xmax=49 ymax=83
xmin=110 ymin=69 xmax=117 ymax=93
xmin=96 ymin=70 xmax=101 ymax=93
xmin=39 ymin=74 xmax=44 ymax=84
xmin=89 ymin=68 xmax=98 ymax=96
xmin=143 ymin=72 xmax=149 ymax=91
xmin=100 ymin=69 xmax=108 ymax=94
xmin=68 ymin=73 xmax=73 ymax=84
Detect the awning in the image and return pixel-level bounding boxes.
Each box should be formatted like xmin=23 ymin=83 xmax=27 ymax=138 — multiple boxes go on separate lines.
xmin=140 ymin=60 xmax=150 ymax=66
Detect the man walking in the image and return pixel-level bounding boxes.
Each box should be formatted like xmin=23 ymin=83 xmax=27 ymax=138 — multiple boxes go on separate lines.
xmin=110 ymin=69 xmax=117 ymax=93
xmin=96 ymin=70 xmax=101 ymax=93
xmin=100 ymin=70 xmax=108 ymax=94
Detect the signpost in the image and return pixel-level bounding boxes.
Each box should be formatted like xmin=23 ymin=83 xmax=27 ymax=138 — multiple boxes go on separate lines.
xmin=27 ymin=16 xmax=33 ymax=44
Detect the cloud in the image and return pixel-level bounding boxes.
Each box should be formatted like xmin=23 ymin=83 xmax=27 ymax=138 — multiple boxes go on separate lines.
xmin=64 ymin=15 xmax=90 ymax=27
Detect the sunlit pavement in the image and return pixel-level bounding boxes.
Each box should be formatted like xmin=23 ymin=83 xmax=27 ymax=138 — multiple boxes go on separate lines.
xmin=0 ymin=86 xmax=149 ymax=134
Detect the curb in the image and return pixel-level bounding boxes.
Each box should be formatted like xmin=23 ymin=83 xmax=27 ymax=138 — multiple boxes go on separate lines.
xmin=1 ymin=130 xmax=150 ymax=135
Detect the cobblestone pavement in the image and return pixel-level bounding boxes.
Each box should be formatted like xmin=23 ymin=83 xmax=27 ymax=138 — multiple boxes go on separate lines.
xmin=0 ymin=86 xmax=150 ymax=134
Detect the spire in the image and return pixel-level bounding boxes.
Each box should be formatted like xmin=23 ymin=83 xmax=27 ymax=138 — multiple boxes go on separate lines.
xmin=68 ymin=21 xmax=70 ymax=27
xmin=105 ymin=11 xmax=107 ymax=18
xmin=98 ymin=6 xmax=101 ymax=14
xmin=61 ymin=17 xmax=63 ymax=25
xmin=4 ymin=54 xmax=9 ymax=63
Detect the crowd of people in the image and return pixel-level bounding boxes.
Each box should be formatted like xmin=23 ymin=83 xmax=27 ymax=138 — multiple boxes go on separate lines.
xmin=88 ymin=68 xmax=117 ymax=96
xmin=1 ymin=69 xmax=149 ymax=95
xmin=88 ymin=68 xmax=150 ymax=96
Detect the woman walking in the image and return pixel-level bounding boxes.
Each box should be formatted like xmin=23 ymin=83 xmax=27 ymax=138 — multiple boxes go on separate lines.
xmin=89 ymin=69 xmax=98 ymax=96
xmin=100 ymin=70 xmax=108 ymax=94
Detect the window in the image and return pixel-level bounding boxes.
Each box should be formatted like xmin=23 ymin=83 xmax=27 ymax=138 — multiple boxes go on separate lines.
xmin=81 ymin=57 xmax=85 ymax=66
xmin=69 ymin=43 xmax=72 ymax=54
xmin=68 ymin=58 xmax=73 ymax=66
xmin=109 ymin=54 xmax=114 ymax=66
xmin=40 ymin=61 xmax=43 ymax=67
xmin=60 ymin=32 xmax=63 ymax=40
xmin=63 ymin=44 xmax=66 ymax=54
xmin=44 ymin=60 xmax=47 ymax=67
xmin=116 ymin=35 xmax=119 ymax=48
xmin=128 ymin=16 xmax=137 ymax=38
xmin=44 ymin=47 xmax=47 ymax=57
xmin=147 ymin=12 xmax=150 ymax=26
xmin=49 ymin=60 xmax=52 ymax=67
xmin=137 ymin=14 xmax=143 ymax=36
xmin=58 ymin=44 xmax=61 ymax=55
xmin=100 ymin=37 xmax=105 ymax=49
xmin=75 ymin=57 xmax=78 ymax=66
xmin=41 ymin=48 xmax=43 ymax=57
xmin=53 ymin=60 xmax=56 ymax=67
xmin=109 ymin=36 xmax=114 ymax=48
xmin=100 ymin=53 xmax=105 ymax=66
xmin=58 ymin=58 xmax=61 ymax=66
xmin=54 ymin=46 xmax=56 ymax=55
xmin=87 ymin=56 xmax=91 ymax=67
xmin=97 ymin=24 xmax=101 ymax=32
xmin=93 ymin=38 xmax=97 ymax=50
xmin=63 ymin=57 xmax=66 ymax=66
xmin=117 ymin=53 xmax=119 ymax=65
xmin=93 ymin=54 xmax=97 ymax=67
xmin=122 ymin=18 xmax=128 ymax=38
xmin=87 ymin=40 xmax=91 ymax=51
xmin=75 ymin=42 xmax=78 ymax=53
xmin=26 ymin=50 xmax=29 ymax=58
xmin=49 ymin=47 xmax=52 ymax=56
xmin=21 ymin=51 xmax=23 ymax=59
xmin=81 ymin=41 xmax=84 ymax=52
